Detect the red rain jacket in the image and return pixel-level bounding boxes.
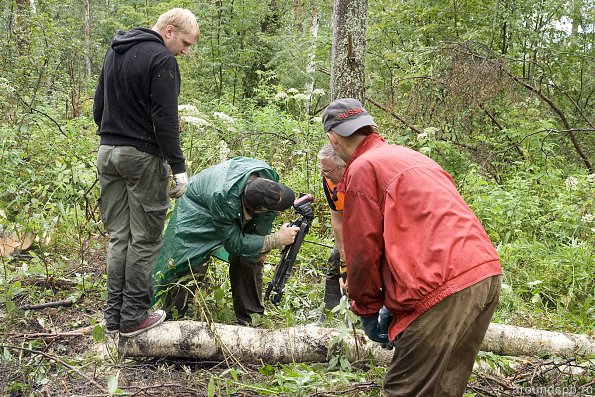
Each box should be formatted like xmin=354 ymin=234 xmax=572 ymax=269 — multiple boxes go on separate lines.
xmin=340 ymin=134 xmax=502 ymax=340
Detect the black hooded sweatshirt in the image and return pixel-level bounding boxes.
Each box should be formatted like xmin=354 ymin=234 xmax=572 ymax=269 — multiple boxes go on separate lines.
xmin=93 ymin=28 xmax=185 ymax=174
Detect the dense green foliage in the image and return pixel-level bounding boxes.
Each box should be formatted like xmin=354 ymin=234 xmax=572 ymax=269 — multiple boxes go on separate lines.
xmin=0 ymin=0 xmax=593 ymax=395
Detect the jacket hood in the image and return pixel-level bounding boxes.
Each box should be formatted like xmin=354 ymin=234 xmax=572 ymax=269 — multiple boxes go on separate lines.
xmin=111 ymin=28 xmax=164 ymax=53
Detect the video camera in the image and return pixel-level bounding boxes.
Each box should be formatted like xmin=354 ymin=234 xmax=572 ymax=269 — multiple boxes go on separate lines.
xmin=264 ymin=194 xmax=314 ymax=305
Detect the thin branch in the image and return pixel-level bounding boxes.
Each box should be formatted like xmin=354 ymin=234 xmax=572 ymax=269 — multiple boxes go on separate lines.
xmin=451 ymin=43 xmax=594 ymax=173
xmin=13 ymin=326 xmax=94 ymax=341
xmin=19 ymin=298 xmax=74 ymax=311
xmin=243 ymin=130 xmax=297 ymax=144
xmin=479 ymin=103 xmax=526 ymax=160
xmin=549 ymin=80 xmax=595 ymax=130
xmin=122 ymin=382 xmax=201 ymax=396
xmin=365 ymin=96 xmax=424 ymax=135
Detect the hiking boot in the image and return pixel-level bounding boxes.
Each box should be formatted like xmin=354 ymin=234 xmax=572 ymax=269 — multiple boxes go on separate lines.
xmin=119 ymin=310 xmax=166 ymax=337
xmin=105 ymin=325 xmax=119 ymax=335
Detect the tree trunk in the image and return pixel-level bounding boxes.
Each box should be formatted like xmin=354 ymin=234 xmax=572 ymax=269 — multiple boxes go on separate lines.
xmin=292 ymin=0 xmax=303 ymax=33
xmin=330 ymin=0 xmax=368 ymax=101
xmin=304 ymin=7 xmax=319 ymax=113
xmin=482 ymin=323 xmax=595 ymax=357
xmin=84 ymin=0 xmax=92 ymax=79
xmin=119 ymin=321 xmax=595 ymax=363
xmin=119 ymin=321 xmax=392 ymax=364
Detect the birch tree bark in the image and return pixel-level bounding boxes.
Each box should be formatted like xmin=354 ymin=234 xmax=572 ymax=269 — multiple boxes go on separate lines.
xmin=303 ymin=6 xmax=319 ymax=112
xmin=84 ymin=0 xmax=91 ymax=79
xmin=119 ymin=321 xmax=595 ymax=362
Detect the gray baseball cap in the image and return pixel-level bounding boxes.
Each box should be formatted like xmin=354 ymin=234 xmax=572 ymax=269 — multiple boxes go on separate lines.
xmin=322 ymin=98 xmax=377 ymax=137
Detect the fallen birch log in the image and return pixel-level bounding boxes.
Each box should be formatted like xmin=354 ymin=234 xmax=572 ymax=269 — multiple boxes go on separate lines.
xmin=482 ymin=323 xmax=595 ymax=357
xmin=119 ymin=321 xmax=595 ymax=363
xmin=119 ymin=321 xmax=393 ymax=364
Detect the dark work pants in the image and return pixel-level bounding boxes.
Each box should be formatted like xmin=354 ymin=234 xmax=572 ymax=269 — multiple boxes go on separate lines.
xmin=323 ymin=246 xmax=342 ymax=310
xmin=97 ymin=145 xmax=169 ymax=330
xmin=229 ymin=255 xmax=265 ymax=324
xmin=162 ymin=255 xmax=265 ymax=324
xmin=383 ymin=275 xmax=501 ymax=397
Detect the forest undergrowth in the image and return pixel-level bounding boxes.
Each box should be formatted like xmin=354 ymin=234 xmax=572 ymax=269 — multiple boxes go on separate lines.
xmin=0 ymin=98 xmax=593 ymax=396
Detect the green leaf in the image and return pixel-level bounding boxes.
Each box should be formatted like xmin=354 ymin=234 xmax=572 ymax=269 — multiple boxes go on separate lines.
xmin=207 ymin=376 xmax=216 ymax=397
xmin=4 ymin=300 xmax=15 ymax=313
xmin=92 ymin=324 xmax=105 ymax=343
xmin=258 ymin=364 xmax=276 ymax=376
xmin=213 ymin=287 xmax=225 ymax=301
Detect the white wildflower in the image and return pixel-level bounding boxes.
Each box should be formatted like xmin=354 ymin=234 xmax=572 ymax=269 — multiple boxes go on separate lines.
xmin=178 ymin=104 xmax=199 ymax=114
xmin=213 ymin=112 xmax=235 ymax=123
xmin=581 ymin=213 xmax=594 ymax=223
xmin=0 ymin=77 xmax=15 ymax=94
xmin=219 ymin=140 xmax=230 ymax=162
xmin=287 ymin=88 xmax=299 ymax=94
xmin=312 ymin=88 xmax=326 ymax=96
xmin=417 ymin=132 xmax=428 ymax=141
xmin=181 ymin=116 xmax=209 ymax=127
xmin=565 ymin=176 xmax=578 ymax=190
xmin=587 ymin=173 xmax=595 ymax=184
xmin=293 ymin=93 xmax=309 ymax=102
xmin=274 ymin=92 xmax=288 ymax=101
xmin=423 ymin=127 xmax=439 ymax=136
xmin=419 ymin=146 xmax=431 ymax=156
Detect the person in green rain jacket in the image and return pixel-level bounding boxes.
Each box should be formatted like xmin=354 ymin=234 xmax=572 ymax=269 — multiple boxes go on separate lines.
xmin=152 ymin=156 xmax=300 ymax=324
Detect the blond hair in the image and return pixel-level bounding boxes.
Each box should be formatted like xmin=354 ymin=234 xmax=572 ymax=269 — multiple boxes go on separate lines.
xmin=153 ymin=8 xmax=199 ymax=38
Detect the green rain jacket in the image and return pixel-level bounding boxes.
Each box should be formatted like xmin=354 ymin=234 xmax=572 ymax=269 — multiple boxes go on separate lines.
xmin=152 ymin=157 xmax=278 ymax=301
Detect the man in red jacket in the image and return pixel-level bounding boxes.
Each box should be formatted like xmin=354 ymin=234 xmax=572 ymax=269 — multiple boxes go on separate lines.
xmin=322 ymin=98 xmax=502 ymax=397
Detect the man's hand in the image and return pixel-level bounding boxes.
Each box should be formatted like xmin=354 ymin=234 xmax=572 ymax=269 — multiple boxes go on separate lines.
xmin=360 ymin=307 xmax=392 ymax=345
xmin=294 ymin=202 xmax=314 ymax=218
xmin=276 ymin=223 xmax=301 ymax=245
xmin=378 ymin=306 xmax=394 ymax=350
xmin=169 ymin=172 xmax=188 ymax=198
xmin=378 ymin=306 xmax=392 ymax=335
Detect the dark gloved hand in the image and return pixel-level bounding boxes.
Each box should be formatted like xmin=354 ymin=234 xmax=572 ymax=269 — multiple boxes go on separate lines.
xmin=378 ymin=306 xmax=394 ymax=350
xmin=295 ymin=201 xmax=314 ymax=219
xmin=360 ymin=312 xmax=390 ymax=344
xmin=378 ymin=306 xmax=392 ymax=335
xmin=169 ymin=172 xmax=188 ymax=198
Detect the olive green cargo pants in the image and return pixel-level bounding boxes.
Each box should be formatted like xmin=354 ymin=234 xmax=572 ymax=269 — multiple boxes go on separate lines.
xmin=97 ymin=145 xmax=170 ymax=330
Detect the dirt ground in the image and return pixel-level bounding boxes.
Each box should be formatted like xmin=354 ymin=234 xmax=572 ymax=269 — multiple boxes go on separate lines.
xmin=0 ymin=239 xmax=229 ymax=396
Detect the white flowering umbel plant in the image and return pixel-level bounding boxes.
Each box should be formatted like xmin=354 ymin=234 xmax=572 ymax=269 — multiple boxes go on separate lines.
xmin=178 ymin=104 xmax=210 ymax=128
xmin=273 ymin=87 xmax=326 ymax=120
xmin=176 ymin=104 xmax=239 ymax=173
xmin=562 ymin=174 xmax=594 ymax=238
